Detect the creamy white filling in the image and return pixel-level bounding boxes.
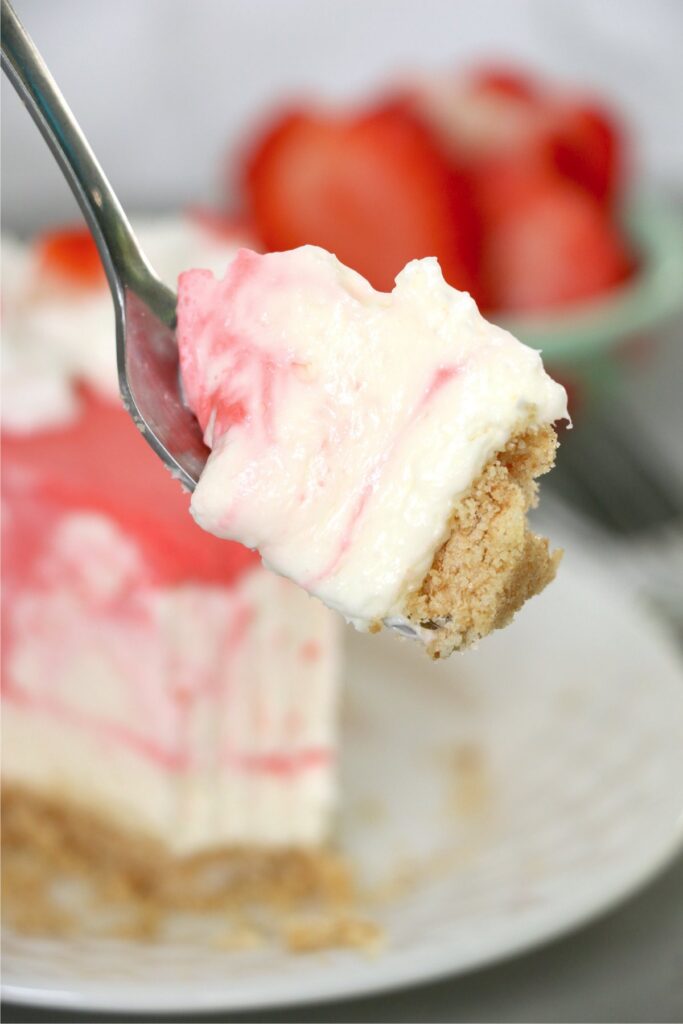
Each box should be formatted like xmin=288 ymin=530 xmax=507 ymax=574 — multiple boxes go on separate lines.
xmin=2 ymin=511 xmax=340 ymax=850
xmin=3 ymin=707 xmax=336 ymax=850
xmin=179 ymin=247 xmax=568 ymax=630
xmin=1 ymin=223 xmax=343 ymax=851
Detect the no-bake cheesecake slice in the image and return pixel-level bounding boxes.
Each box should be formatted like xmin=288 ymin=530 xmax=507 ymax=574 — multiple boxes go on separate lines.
xmin=178 ymin=245 xmax=568 ymax=658
xmin=1 ymin=219 xmax=341 ymax=872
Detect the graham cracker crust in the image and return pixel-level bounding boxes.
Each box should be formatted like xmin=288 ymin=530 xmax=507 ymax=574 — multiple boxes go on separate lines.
xmin=1 ymin=786 xmax=380 ymax=953
xmin=405 ymin=425 xmax=561 ymax=658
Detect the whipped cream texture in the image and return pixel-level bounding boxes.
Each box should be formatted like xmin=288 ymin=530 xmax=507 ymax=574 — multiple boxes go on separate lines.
xmin=179 ymin=246 xmax=568 ymax=628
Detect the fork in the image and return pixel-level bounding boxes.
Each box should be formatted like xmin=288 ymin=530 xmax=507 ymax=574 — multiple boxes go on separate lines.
xmin=1 ymin=0 xmax=207 ymax=491
xmin=548 ymin=399 xmax=683 ymax=535
xmin=545 ymin=399 xmax=683 ymax=638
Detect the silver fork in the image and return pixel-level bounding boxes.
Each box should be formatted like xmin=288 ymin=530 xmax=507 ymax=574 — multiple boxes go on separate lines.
xmin=1 ymin=0 xmax=207 ymax=491
xmin=548 ymin=400 xmax=683 ymax=535
xmin=546 ymin=401 xmax=683 ymax=638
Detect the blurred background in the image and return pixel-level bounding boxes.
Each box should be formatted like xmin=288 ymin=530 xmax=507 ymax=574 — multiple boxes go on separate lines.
xmin=2 ymin=0 xmax=683 ymax=219
xmin=2 ymin=2 xmax=683 ymax=1021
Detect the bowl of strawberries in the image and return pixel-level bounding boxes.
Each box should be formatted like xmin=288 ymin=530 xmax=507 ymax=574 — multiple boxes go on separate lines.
xmin=230 ymin=65 xmax=683 ymax=410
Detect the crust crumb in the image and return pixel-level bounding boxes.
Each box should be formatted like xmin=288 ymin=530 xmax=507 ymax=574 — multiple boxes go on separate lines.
xmin=283 ymin=913 xmax=384 ymax=954
xmin=1 ymin=786 xmax=378 ymax=953
xmin=404 ymin=426 xmax=561 ymax=658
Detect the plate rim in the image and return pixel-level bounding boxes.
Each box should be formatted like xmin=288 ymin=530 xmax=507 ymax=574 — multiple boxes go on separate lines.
xmin=5 ymin=830 xmax=683 ymax=1015
xmin=4 ymin=554 xmax=683 ymax=1014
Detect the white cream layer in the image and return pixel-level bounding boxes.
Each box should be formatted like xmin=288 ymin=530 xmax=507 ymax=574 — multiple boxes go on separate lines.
xmin=2 ymin=512 xmax=339 ymax=851
xmin=179 ymin=246 xmax=568 ymax=630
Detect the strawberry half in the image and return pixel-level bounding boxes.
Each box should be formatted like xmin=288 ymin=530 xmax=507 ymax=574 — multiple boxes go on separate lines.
xmin=413 ymin=66 xmax=624 ymax=207
xmin=479 ymin=171 xmax=634 ymax=313
xmin=548 ymin=101 xmax=623 ymax=206
xmin=467 ymin=65 xmax=541 ymax=104
xmin=243 ymin=104 xmax=481 ymax=295
xmin=36 ymin=226 xmax=105 ymax=287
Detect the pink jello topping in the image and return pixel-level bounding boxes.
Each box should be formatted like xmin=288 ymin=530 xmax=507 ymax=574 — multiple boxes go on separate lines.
xmin=2 ymin=388 xmax=259 ymax=589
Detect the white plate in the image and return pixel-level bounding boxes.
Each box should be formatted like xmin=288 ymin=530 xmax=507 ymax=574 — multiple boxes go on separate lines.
xmin=4 ymin=547 xmax=683 ymax=1014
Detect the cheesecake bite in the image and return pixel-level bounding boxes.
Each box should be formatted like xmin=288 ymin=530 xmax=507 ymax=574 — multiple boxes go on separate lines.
xmin=178 ymin=245 xmax=568 ymax=658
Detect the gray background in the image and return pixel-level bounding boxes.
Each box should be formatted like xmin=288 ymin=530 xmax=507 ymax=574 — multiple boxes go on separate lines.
xmin=2 ymin=0 xmax=683 ymax=232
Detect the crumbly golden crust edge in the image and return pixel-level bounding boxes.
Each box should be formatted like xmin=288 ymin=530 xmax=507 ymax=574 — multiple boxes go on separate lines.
xmin=404 ymin=425 xmax=562 ymax=659
xmin=1 ymin=785 xmax=381 ymax=952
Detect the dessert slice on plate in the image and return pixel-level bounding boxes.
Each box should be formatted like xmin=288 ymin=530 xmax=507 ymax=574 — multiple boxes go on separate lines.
xmin=178 ymin=245 xmax=568 ymax=658
xmin=2 ymin=221 xmax=342 ymax=928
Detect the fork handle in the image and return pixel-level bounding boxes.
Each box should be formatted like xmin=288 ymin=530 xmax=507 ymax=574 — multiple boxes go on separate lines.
xmin=0 ymin=0 xmax=175 ymax=325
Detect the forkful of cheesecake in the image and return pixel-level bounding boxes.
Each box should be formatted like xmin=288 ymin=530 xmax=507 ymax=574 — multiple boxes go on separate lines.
xmin=2 ymin=0 xmax=568 ymax=659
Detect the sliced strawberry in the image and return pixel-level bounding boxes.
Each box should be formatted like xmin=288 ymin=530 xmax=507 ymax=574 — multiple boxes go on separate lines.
xmin=416 ymin=67 xmax=549 ymax=165
xmin=36 ymin=226 xmax=105 ymax=287
xmin=243 ymin=104 xmax=481 ymax=295
xmin=467 ymin=65 xmax=541 ymax=104
xmin=411 ymin=67 xmax=624 ymax=207
xmin=548 ymin=101 xmax=623 ymax=206
xmin=405 ymin=66 xmax=630 ymax=312
xmin=479 ymin=173 xmax=634 ymax=313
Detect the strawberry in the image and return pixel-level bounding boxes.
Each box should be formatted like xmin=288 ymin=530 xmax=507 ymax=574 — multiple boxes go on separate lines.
xmin=415 ymin=66 xmax=624 ymax=207
xmin=548 ymin=101 xmax=623 ymax=206
xmin=479 ymin=172 xmax=633 ymax=313
xmin=467 ymin=65 xmax=541 ymax=104
xmin=405 ymin=66 xmax=630 ymax=311
xmin=243 ymin=104 xmax=481 ymax=295
xmin=36 ymin=226 xmax=105 ymax=287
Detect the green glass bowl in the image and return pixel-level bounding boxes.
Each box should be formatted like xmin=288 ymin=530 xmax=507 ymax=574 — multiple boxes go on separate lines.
xmin=497 ymin=196 xmax=683 ymax=396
